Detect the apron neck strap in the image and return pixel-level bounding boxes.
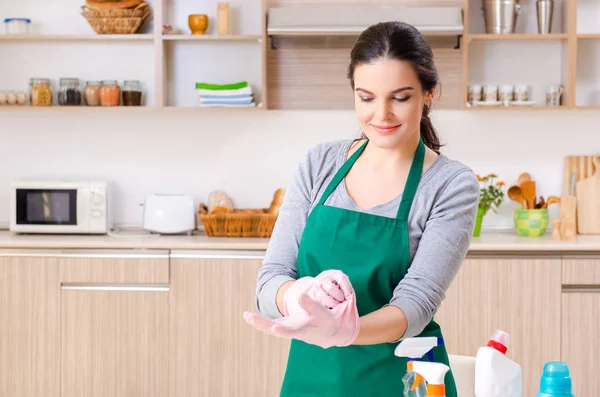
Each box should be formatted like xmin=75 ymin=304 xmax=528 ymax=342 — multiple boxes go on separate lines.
xmin=318 ymin=139 xmax=368 ymax=206
xmin=396 ymin=137 xmax=425 ymax=221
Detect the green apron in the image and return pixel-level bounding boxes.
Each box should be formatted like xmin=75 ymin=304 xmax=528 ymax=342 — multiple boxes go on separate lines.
xmin=279 ymin=138 xmax=457 ymax=397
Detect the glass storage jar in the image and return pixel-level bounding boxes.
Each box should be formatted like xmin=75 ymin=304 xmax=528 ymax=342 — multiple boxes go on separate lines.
xmin=84 ymin=81 xmax=101 ymax=106
xmin=122 ymin=80 xmax=143 ymax=106
xmin=4 ymin=18 xmax=31 ymax=35
xmin=58 ymin=78 xmax=82 ymax=106
xmin=99 ymin=80 xmax=120 ymax=106
xmin=29 ymin=78 xmax=53 ymax=106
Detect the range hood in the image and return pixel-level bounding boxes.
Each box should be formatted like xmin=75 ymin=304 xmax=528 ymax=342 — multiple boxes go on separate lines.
xmin=267 ymin=6 xmax=463 ymax=36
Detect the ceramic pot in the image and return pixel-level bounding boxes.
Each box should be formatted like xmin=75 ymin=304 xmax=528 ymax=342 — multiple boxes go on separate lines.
xmin=189 ymin=14 xmax=208 ymax=35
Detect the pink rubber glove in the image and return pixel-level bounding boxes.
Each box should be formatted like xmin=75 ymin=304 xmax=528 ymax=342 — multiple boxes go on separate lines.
xmin=243 ymin=270 xmax=360 ymax=349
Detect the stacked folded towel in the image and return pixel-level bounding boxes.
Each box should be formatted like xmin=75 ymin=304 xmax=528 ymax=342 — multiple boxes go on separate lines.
xmin=195 ymin=81 xmax=256 ymax=107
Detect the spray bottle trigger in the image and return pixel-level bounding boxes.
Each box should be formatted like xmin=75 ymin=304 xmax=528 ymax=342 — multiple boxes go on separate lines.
xmin=410 ymin=373 xmax=425 ymax=391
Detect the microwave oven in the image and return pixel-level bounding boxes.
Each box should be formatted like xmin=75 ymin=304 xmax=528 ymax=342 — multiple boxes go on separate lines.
xmin=9 ymin=180 xmax=111 ymax=234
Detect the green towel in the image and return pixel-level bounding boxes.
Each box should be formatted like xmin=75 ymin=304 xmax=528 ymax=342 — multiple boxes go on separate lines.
xmin=195 ymin=81 xmax=248 ymax=90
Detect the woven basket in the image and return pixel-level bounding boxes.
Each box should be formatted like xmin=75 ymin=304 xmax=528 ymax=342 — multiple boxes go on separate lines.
xmin=82 ymin=11 xmax=150 ymax=34
xmin=82 ymin=2 xmax=149 ymax=18
xmin=199 ymin=208 xmax=278 ymax=238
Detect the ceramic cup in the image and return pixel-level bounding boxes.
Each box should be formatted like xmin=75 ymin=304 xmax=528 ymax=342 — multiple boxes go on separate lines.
xmin=483 ymin=84 xmax=498 ymax=102
xmin=468 ymin=84 xmax=482 ymax=103
xmin=189 ymin=14 xmax=209 ymax=35
xmin=546 ymin=84 xmax=564 ymax=106
xmin=499 ymin=84 xmax=514 ymax=103
xmin=515 ymin=84 xmax=530 ymax=102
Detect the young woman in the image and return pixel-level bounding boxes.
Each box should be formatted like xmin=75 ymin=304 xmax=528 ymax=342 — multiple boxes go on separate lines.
xmin=244 ymin=21 xmax=480 ymax=397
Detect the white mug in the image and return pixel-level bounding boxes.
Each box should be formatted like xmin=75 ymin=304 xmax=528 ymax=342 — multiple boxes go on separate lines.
xmin=515 ymin=84 xmax=530 ymax=102
xmin=483 ymin=84 xmax=498 ymax=102
xmin=546 ymin=85 xmax=564 ymax=106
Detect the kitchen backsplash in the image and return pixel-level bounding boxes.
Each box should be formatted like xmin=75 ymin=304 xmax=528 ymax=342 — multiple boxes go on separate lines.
xmin=1 ymin=109 xmax=599 ymax=230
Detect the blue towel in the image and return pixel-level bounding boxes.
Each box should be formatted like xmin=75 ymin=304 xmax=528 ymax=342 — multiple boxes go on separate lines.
xmin=199 ymin=97 xmax=254 ymax=105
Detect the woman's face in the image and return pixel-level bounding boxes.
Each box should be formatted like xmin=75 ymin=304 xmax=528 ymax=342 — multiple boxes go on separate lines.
xmin=353 ymin=57 xmax=434 ymax=149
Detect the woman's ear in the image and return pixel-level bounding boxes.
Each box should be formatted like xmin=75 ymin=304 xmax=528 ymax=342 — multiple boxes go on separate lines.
xmin=425 ymin=86 xmax=436 ymax=106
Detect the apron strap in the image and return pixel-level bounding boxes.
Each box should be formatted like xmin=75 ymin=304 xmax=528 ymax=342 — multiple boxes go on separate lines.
xmin=318 ymin=139 xmax=369 ymax=206
xmin=396 ymin=137 xmax=425 ymax=221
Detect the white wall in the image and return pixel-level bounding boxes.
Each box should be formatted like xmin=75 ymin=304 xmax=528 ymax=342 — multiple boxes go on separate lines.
xmin=1 ymin=108 xmax=599 ymax=230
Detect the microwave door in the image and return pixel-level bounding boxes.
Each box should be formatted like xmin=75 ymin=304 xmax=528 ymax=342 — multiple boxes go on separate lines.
xmin=16 ymin=189 xmax=77 ymax=225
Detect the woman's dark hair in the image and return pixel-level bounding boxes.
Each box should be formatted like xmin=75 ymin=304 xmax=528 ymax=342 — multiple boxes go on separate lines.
xmin=347 ymin=21 xmax=442 ymax=153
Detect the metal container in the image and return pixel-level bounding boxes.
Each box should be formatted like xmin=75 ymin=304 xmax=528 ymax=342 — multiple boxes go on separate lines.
xmin=536 ymin=0 xmax=554 ymax=34
xmin=482 ymin=0 xmax=521 ymax=34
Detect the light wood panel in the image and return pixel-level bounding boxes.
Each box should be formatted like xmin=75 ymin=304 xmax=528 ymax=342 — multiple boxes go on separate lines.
xmin=169 ymin=256 xmax=290 ymax=397
xmin=562 ymin=255 xmax=600 ymax=285
xmin=561 ymin=292 xmax=600 ymax=397
xmin=435 ymin=255 xmax=562 ymax=397
xmin=61 ymin=289 xmax=169 ymax=397
xmin=59 ymin=251 xmax=169 ymax=284
xmin=268 ymin=0 xmax=461 ymax=6
xmin=0 ymin=255 xmax=61 ymax=397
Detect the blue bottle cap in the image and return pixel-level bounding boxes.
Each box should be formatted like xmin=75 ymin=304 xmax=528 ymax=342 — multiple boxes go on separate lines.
xmin=536 ymin=362 xmax=575 ymax=396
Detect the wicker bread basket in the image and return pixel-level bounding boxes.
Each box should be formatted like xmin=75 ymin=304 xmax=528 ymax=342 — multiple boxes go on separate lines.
xmin=82 ymin=2 xmax=150 ymax=34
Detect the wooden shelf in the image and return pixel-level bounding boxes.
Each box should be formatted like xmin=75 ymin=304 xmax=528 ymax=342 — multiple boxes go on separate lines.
xmin=465 ymin=105 xmax=571 ymax=111
xmin=468 ymin=33 xmax=569 ymax=41
xmin=163 ymin=34 xmax=262 ymax=42
xmin=0 ymin=34 xmax=154 ymax=41
xmin=577 ymin=33 xmax=600 ymax=39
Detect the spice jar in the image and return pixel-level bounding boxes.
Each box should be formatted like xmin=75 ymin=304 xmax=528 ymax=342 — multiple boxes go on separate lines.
xmin=58 ymin=78 xmax=81 ymax=106
xmin=122 ymin=80 xmax=143 ymax=106
xmin=29 ymin=78 xmax=53 ymax=106
xmin=84 ymin=81 xmax=101 ymax=106
xmin=99 ymin=80 xmax=120 ymax=106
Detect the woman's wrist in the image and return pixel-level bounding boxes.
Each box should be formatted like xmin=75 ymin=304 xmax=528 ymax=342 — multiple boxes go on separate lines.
xmin=276 ymin=280 xmax=296 ymax=315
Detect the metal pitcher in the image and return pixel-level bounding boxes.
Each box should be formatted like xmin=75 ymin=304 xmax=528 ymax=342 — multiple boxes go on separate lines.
xmin=482 ymin=0 xmax=521 ymax=34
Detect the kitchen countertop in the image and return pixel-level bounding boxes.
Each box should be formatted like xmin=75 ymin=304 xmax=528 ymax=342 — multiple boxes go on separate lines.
xmin=0 ymin=229 xmax=599 ymax=253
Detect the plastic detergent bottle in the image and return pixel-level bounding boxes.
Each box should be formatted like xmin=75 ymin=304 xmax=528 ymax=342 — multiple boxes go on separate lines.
xmin=535 ymin=362 xmax=575 ymax=397
xmin=408 ymin=361 xmax=451 ymax=397
xmin=395 ymin=337 xmax=444 ymax=397
xmin=475 ymin=330 xmax=522 ymax=397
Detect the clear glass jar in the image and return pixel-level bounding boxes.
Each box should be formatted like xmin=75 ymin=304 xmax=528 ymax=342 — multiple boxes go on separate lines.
xmin=58 ymin=78 xmax=81 ymax=106
xmin=29 ymin=78 xmax=53 ymax=106
xmin=84 ymin=81 xmax=101 ymax=106
xmin=99 ymin=80 xmax=120 ymax=106
xmin=122 ymin=80 xmax=143 ymax=106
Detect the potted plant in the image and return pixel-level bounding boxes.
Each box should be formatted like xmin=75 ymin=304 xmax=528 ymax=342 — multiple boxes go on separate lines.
xmin=474 ymin=174 xmax=505 ymax=237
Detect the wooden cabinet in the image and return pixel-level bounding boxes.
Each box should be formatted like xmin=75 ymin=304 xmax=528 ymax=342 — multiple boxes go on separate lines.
xmin=435 ymin=254 xmax=562 ymax=397
xmin=59 ymin=249 xmax=170 ymax=397
xmin=561 ymin=255 xmax=600 ymax=397
xmin=169 ymin=250 xmax=290 ymax=397
xmin=0 ymin=251 xmax=61 ymax=397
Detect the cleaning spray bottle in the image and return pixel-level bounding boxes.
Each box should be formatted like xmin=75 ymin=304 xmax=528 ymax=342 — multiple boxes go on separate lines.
xmin=475 ymin=330 xmax=522 ymax=397
xmin=408 ymin=361 xmax=451 ymax=397
xmin=394 ymin=337 xmax=445 ymax=397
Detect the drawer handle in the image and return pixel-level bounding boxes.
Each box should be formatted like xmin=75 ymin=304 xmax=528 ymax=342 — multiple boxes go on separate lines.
xmin=562 ymin=285 xmax=600 ymax=292
xmin=61 ymin=283 xmax=169 ymax=291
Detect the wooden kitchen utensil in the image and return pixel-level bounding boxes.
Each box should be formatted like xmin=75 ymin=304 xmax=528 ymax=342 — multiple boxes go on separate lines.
xmin=507 ymin=185 xmax=524 ymax=205
xmin=558 ymin=173 xmax=577 ymax=240
xmin=563 ymin=155 xmax=600 ymax=196
xmin=518 ymin=172 xmax=531 ymax=186
xmin=541 ymin=196 xmax=561 ymax=209
xmin=575 ymin=155 xmax=600 ymax=234
xmin=521 ymin=181 xmax=536 ymax=209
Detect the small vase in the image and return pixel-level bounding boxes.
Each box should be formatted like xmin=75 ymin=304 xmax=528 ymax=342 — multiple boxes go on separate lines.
xmin=189 ymin=14 xmax=208 ymax=35
xmin=473 ymin=208 xmax=485 ymax=237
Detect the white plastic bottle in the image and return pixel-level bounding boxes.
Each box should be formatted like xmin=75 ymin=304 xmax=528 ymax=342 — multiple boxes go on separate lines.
xmin=475 ymin=330 xmax=522 ymax=397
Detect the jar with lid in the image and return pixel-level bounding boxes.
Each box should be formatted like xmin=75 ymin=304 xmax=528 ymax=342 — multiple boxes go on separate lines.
xmin=4 ymin=18 xmax=31 ymax=35
xmin=29 ymin=78 xmax=53 ymax=106
xmin=122 ymin=80 xmax=143 ymax=106
xmin=99 ymin=80 xmax=120 ymax=106
xmin=84 ymin=81 xmax=101 ymax=106
xmin=58 ymin=78 xmax=82 ymax=106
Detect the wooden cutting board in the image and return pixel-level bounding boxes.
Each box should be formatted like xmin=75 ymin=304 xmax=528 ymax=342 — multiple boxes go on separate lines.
xmin=575 ymin=156 xmax=600 ymax=234
xmin=563 ymin=155 xmax=600 ymax=196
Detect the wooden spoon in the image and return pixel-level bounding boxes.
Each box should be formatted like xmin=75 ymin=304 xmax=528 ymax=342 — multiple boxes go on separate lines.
xmin=507 ymin=185 xmax=524 ymax=204
xmin=536 ymin=196 xmax=545 ymax=209
xmin=521 ymin=181 xmax=536 ymax=209
xmin=541 ymin=196 xmax=561 ymax=208
xmin=518 ymin=172 xmax=532 ymax=186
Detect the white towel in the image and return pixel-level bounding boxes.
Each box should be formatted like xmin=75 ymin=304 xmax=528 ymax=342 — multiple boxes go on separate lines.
xmin=196 ymin=86 xmax=253 ymax=97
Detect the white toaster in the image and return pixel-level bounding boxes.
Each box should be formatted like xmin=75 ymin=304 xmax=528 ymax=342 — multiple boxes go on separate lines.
xmin=142 ymin=193 xmax=196 ymax=234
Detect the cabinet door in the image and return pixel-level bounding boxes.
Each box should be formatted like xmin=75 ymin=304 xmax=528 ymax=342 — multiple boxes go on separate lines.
xmin=0 ymin=252 xmax=61 ymax=397
xmin=435 ymin=255 xmax=562 ymax=397
xmin=60 ymin=250 xmax=169 ymax=397
xmin=169 ymin=251 xmax=290 ymax=397
xmin=562 ymin=291 xmax=600 ymax=397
